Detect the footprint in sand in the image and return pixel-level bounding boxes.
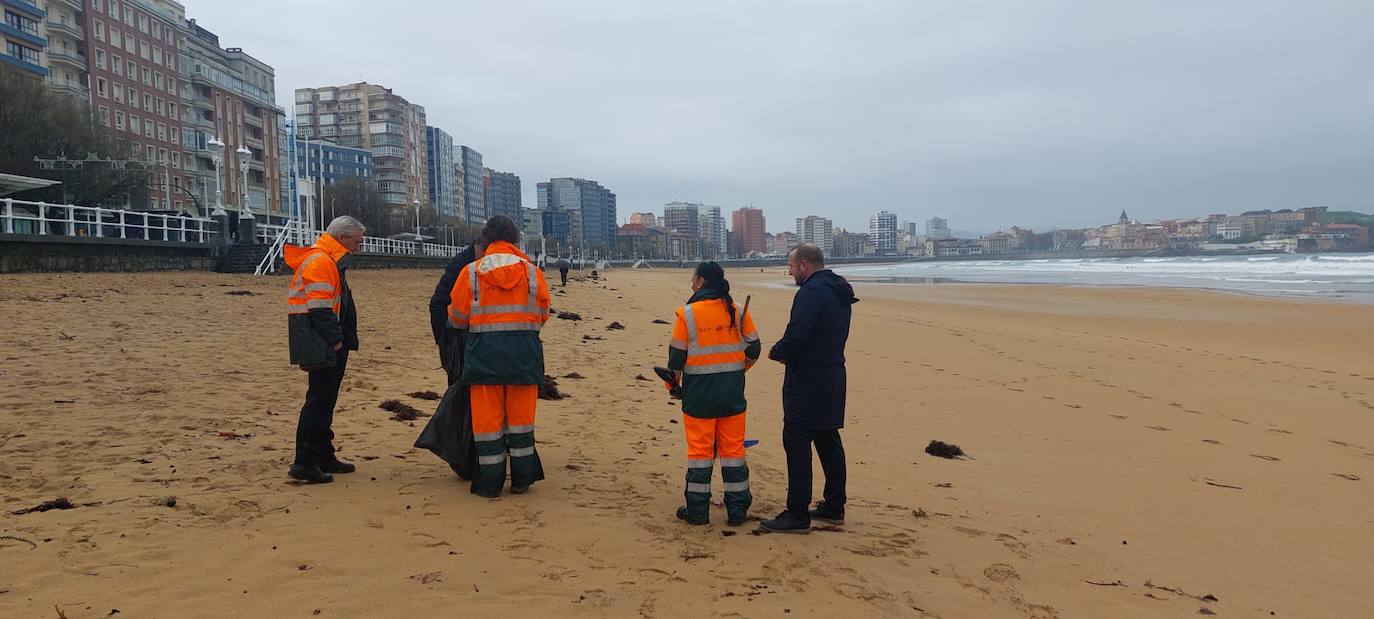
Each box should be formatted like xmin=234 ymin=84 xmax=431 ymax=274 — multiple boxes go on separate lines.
xmin=1109 ymin=415 xmax=1128 ymax=420
xmin=1249 ymin=454 xmax=1281 ymax=462
xmin=983 ymin=564 xmax=1019 ymax=583
xmin=1331 ymin=473 xmax=1361 ymax=481
xmin=1146 ymin=426 xmax=1171 ymax=432
xmin=1201 ymin=439 xmax=1222 ymax=445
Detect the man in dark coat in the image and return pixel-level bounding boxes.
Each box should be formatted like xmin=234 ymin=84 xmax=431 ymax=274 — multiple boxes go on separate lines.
xmin=429 ymin=242 xmax=480 ymax=380
xmin=760 ymin=243 xmax=858 ymax=534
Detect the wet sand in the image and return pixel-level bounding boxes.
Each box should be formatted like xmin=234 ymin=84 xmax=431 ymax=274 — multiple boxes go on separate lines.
xmin=1 ymin=267 xmax=1371 ymax=617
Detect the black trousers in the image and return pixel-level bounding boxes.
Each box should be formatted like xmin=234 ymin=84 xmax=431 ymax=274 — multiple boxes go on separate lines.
xmin=295 ymin=349 xmax=349 ymax=465
xmin=782 ymin=422 xmax=847 ymax=519
xmin=559 ymin=269 xmax=568 ymax=286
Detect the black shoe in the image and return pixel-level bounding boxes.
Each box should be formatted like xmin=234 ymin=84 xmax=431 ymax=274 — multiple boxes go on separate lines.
xmin=727 ymin=515 xmax=747 ymax=527
xmin=760 ymin=511 xmax=810 ymax=534
xmin=319 ymin=458 xmax=356 ymax=474
xmin=809 ymin=502 xmax=845 ymax=525
xmin=676 ymin=506 xmax=708 ymax=526
xmin=288 ymin=464 xmax=334 ymax=484
xmin=510 ymin=485 xmax=530 ymax=494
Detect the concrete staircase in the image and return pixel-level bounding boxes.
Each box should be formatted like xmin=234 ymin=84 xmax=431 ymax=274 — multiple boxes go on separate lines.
xmin=213 ymin=243 xmax=278 ymax=273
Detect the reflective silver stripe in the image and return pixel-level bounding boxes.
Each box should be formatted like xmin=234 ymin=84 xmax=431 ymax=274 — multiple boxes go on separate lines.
xmin=477 ymin=454 xmax=506 ymax=465
xmin=287 ymin=303 xmax=309 ymax=314
xmin=303 ymin=282 xmax=335 ymax=294
xmin=471 ymin=303 xmax=543 ymax=316
xmin=506 ymin=424 xmax=534 ymax=435
xmin=447 ymin=318 xmax=469 ymax=330
xmin=742 ymin=332 xmax=760 ymax=343
xmin=682 ymin=304 xmax=699 ymax=348
xmin=288 ymin=289 xmax=309 ymax=299
xmin=470 ymin=322 xmax=541 ymax=333
xmin=478 ymin=252 xmax=525 ymax=272
xmin=719 ymin=458 xmax=747 ymax=468
xmin=305 ymin=298 xmax=336 ymax=309
xmin=296 ymin=251 xmax=326 ymax=274
xmin=686 ymin=482 xmax=711 ymax=493
xmin=686 ymin=459 xmax=713 ymax=469
xmin=525 ymin=263 xmax=538 ymax=308
xmin=683 ymin=361 xmax=747 ymax=375
xmin=691 ymin=342 xmax=747 ymax=356
xmin=449 ymin=309 xmax=470 ymax=321
xmin=722 ymin=481 xmax=750 ymax=492
xmin=669 ymin=338 xmax=688 ymax=350
xmin=474 ymin=431 xmax=505 ymax=442
xmin=509 ymin=446 xmax=535 ymax=457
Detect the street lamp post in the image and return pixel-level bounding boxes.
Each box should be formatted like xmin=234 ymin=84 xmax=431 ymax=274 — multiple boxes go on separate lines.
xmin=207 ymin=137 xmax=226 ymax=216
xmin=235 ymin=145 xmax=255 ymax=243
xmin=413 ymin=199 xmax=421 ymax=239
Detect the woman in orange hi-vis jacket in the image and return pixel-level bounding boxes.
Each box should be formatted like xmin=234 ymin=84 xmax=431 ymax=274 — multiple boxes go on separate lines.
xmin=667 ymin=262 xmax=761 ymax=526
xmin=446 ymin=216 xmax=552 ymax=498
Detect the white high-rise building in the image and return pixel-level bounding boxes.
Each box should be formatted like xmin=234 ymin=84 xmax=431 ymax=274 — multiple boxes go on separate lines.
xmin=870 ymin=210 xmax=898 ymax=255
xmin=796 ymin=215 xmax=834 ymax=254
xmin=926 ymin=216 xmax=952 ymax=239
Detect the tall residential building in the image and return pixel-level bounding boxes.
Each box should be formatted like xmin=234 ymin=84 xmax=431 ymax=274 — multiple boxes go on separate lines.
xmin=629 ymin=212 xmax=658 ymax=228
xmin=796 ymin=215 xmax=834 ymax=254
xmin=41 ymin=0 xmax=80 ymax=98
xmin=457 ymin=145 xmax=484 ymax=224
xmin=180 ymin=17 xmax=284 ymax=218
xmin=486 ymin=169 xmax=522 ymax=221
xmin=538 ymin=177 xmax=617 ymax=247
xmin=520 ymin=207 xmax=543 ymax=242
xmin=926 ymin=216 xmax=951 ymax=239
xmin=662 ymin=201 xmax=701 ymax=253
xmin=424 ymin=126 xmax=455 ymax=217
xmin=698 ymin=205 xmax=726 ymax=259
xmin=731 ymin=207 xmax=767 ymax=257
xmin=295 ymin=82 xmax=428 ymax=206
xmin=870 ymin=210 xmax=898 ymax=255
xmin=79 ymin=0 xmax=193 ymax=212
xmin=3 ymin=0 xmax=46 ymax=79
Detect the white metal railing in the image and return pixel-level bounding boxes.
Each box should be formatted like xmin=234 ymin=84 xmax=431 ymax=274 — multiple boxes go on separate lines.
xmin=255 ymin=222 xmax=464 ymax=260
xmin=255 ymin=219 xmax=295 ymax=275
xmin=1 ymin=198 xmax=217 ymax=243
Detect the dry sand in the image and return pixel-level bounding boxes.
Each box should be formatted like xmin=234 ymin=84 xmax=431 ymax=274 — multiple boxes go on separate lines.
xmin=1 ymin=267 xmax=1371 ymax=618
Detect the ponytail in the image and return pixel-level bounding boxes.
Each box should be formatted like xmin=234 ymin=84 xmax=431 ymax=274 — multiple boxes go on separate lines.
xmin=695 ymin=261 xmax=736 ymax=327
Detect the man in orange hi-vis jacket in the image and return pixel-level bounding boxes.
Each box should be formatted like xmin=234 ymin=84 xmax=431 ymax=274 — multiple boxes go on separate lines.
xmin=667 ymin=262 xmax=761 ymax=526
xmin=285 ymin=216 xmax=365 ymax=484
xmin=446 ymin=216 xmax=552 ymax=497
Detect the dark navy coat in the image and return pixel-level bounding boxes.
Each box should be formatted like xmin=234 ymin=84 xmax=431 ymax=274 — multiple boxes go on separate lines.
xmin=428 ymin=244 xmax=478 ymax=348
xmin=768 ymin=269 xmax=858 ymax=429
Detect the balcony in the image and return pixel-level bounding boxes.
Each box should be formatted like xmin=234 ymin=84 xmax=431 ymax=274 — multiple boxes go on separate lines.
xmin=48 ymin=79 xmax=88 ymax=100
xmin=44 ymin=47 xmax=83 ymax=70
xmin=0 ymin=21 xmax=45 ymax=47
xmin=0 ymin=49 xmax=47 ymax=77
xmin=244 ymin=134 xmax=264 ymax=149
xmin=44 ymin=19 xmax=83 ymax=40
xmin=54 ymin=0 xmax=81 ymax=9
xmin=243 ymin=112 xmax=262 ymax=128
xmin=1 ymin=0 xmax=45 ymax=19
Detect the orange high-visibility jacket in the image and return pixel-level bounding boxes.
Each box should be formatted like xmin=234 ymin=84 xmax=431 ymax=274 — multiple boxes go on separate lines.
xmin=446 ymin=241 xmax=552 ymax=384
xmin=285 ymin=232 xmax=349 ymax=316
xmin=671 ymin=298 xmax=760 ymax=375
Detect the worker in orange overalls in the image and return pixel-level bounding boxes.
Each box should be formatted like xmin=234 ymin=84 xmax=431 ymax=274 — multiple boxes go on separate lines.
xmin=285 ymin=216 xmax=365 ymax=484
xmin=446 ymin=215 xmax=552 ymax=497
xmin=667 ymin=261 xmax=760 ymax=526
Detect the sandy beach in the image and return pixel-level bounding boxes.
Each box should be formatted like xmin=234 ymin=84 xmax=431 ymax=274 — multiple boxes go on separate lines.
xmin=2 ymin=267 xmax=1371 ymax=618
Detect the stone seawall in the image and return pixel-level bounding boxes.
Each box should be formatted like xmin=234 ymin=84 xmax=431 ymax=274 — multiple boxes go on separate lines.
xmin=0 ymin=235 xmax=215 ymax=273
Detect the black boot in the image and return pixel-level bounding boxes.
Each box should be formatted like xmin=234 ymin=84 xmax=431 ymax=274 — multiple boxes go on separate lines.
xmin=760 ymin=510 xmax=810 ymax=534
xmin=676 ymin=506 xmax=708 ymax=526
xmin=809 ymin=501 xmax=845 ymax=525
xmin=319 ymin=456 xmax=356 ymax=474
xmin=289 ymin=463 xmax=334 ymax=484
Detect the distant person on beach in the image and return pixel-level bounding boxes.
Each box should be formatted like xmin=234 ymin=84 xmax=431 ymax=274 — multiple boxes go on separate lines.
xmin=447 ymin=216 xmax=552 ymax=497
xmin=284 ymin=216 xmax=365 ymax=484
xmin=554 ymin=258 xmax=571 ymax=287
xmin=761 ymin=243 xmax=858 ymax=534
xmin=666 ymin=262 xmax=761 ymax=526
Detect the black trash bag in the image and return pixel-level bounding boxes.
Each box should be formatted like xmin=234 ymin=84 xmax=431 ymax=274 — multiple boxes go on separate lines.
xmin=414 ymin=381 xmax=475 ymax=480
xmin=415 ymin=328 xmax=475 ymax=479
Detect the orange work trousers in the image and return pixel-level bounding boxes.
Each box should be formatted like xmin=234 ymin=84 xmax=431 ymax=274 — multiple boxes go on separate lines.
xmin=470 ymin=384 xmax=541 ymax=496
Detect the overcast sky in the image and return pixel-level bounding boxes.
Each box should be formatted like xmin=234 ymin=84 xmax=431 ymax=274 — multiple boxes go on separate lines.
xmin=188 ymin=0 xmax=1372 ymax=234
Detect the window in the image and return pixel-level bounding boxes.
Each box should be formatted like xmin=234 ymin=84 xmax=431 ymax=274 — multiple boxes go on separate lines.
xmin=5 ymin=42 xmax=40 ymax=65
xmin=109 ymin=1 xmax=119 ymax=18
xmin=152 ymin=23 xmax=160 ymax=38
xmin=129 ymin=114 xmax=139 ymax=133
xmin=124 ymin=7 xmax=132 ymax=26
xmin=140 ymin=41 xmax=149 ymax=60
xmin=114 ymin=110 xmax=125 ymax=130
xmin=155 ymin=97 xmax=164 ymax=115
xmin=98 ymin=106 xmax=110 ymax=127
xmin=144 ymin=93 xmax=153 ymax=112
xmin=168 ymin=102 xmax=177 ymax=120
xmin=112 ymin=83 xmax=123 ymax=103
xmin=145 ymin=122 xmax=153 ymax=139
xmin=145 ymin=145 xmax=155 ymax=161
xmin=159 ymin=148 xmax=168 ymax=164
xmin=157 ymin=123 xmax=166 ymax=141
xmin=94 ymin=20 xmax=105 ymax=41
xmin=125 ymin=34 xmax=135 ymax=52
xmin=95 ymin=49 xmax=106 ymax=70
xmin=171 ymin=152 xmax=180 ymax=169
xmin=170 ymin=127 xmax=179 ymax=143
xmin=96 ymin=77 xmax=108 ymax=98
xmin=93 ymin=0 xmax=103 ymax=10
xmin=138 ymin=15 xmax=148 ymax=33
xmin=154 ymin=72 xmax=162 ymax=90
xmin=167 ymin=78 xmax=176 ymax=95
xmin=110 ymin=27 xmax=120 ymax=49
xmin=127 ymin=87 xmax=137 ymax=105
xmin=142 ymin=67 xmax=150 ymax=85
xmin=153 ymin=47 xmax=161 ymax=67
xmin=4 ymin=13 xmax=38 ymax=37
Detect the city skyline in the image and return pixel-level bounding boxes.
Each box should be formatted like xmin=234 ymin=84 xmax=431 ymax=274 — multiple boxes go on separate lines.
xmin=180 ymin=1 xmax=1372 ymax=233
